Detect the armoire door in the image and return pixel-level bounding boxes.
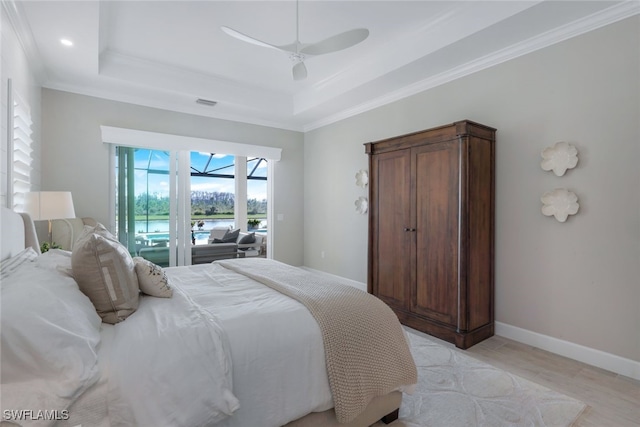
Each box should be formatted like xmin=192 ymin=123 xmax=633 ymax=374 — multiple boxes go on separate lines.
xmin=410 ymin=140 xmax=459 ymax=326
xmin=370 ymin=149 xmax=412 ymax=309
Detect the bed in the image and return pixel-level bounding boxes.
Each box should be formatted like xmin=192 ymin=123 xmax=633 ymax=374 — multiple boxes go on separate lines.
xmin=0 ymin=206 xmax=417 ymax=427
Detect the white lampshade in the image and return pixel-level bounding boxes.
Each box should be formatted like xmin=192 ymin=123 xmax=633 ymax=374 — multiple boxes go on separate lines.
xmin=24 ymin=191 xmax=76 ymax=220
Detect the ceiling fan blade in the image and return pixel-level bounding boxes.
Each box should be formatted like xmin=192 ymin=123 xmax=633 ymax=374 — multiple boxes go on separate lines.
xmin=292 ymin=61 xmax=307 ymax=80
xmin=277 ymin=43 xmax=300 ymax=53
xmin=221 ymin=26 xmax=282 ymax=51
xmin=301 ymin=28 xmax=369 ymax=56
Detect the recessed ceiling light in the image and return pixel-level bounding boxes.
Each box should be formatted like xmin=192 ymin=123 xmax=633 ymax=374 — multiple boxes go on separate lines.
xmin=60 ymin=38 xmax=73 ymax=47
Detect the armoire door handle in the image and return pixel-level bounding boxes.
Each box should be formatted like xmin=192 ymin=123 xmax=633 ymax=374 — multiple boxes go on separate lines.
xmin=404 ymin=227 xmax=416 ymax=232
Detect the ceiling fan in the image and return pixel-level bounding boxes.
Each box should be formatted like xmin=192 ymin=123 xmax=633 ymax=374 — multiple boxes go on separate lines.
xmin=221 ymin=1 xmax=369 ymax=81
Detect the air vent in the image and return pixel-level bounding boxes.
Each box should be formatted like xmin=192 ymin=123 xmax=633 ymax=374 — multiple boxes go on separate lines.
xmin=196 ymin=98 xmax=217 ymax=107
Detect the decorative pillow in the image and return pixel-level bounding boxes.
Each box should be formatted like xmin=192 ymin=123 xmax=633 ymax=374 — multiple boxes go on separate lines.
xmin=72 ymin=230 xmax=140 ymax=324
xmin=85 ymin=222 xmax=117 ymax=241
xmin=0 ymin=247 xmax=38 ymax=280
xmin=238 ymin=232 xmax=256 ymax=245
xmin=238 ymin=232 xmax=257 ymax=251
xmin=213 ymin=228 xmax=240 ymax=243
xmin=133 ymin=257 xmax=173 ymax=298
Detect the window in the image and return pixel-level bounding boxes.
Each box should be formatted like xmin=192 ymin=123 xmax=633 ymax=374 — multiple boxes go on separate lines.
xmin=115 ymin=148 xmax=268 ymax=266
xmin=8 ymin=86 xmax=33 ymax=211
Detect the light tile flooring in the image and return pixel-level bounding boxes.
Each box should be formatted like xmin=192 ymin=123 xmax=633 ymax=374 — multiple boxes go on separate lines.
xmin=451 ymin=334 xmax=640 ymax=426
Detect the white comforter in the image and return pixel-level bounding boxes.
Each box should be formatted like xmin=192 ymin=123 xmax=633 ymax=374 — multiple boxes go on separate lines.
xmin=165 ymin=263 xmax=334 ymax=427
xmin=104 ymin=274 xmax=240 ymax=427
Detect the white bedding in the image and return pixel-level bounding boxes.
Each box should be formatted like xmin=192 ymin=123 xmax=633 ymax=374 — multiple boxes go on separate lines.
xmin=1 ymin=252 xmax=102 ymax=427
xmin=1 ymin=251 xmax=242 ymax=427
xmin=1 ymin=208 xmax=339 ymax=427
xmin=62 ymin=262 xmax=333 ymax=427
xmin=103 ymin=279 xmax=239 ymax=426
xmin=165 ymin=263 xmax=334 ymax=427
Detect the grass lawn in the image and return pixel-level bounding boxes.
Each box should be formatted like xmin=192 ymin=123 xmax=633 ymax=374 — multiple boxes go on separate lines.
xmin=134 ymin=214 xmax=265 ymax=221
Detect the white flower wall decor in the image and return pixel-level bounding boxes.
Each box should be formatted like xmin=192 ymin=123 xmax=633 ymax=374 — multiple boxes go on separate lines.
xmin=355 ymin=170 xmax=369 ymax=215
xmin=541 ymin=141 xmax=578 ymax=176
xmin=355 ymin=169 xmax=369 ymax=188
xmin=355 ymin=197 xmax=368 ymax=215
xmin=541 ymin=188 xmax=579 ymax=222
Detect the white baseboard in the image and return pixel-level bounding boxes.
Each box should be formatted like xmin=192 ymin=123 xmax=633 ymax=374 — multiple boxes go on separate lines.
xmin=300 ymin=267 xmax=640 ymax=381
xmin=496 ymin=322 xmax=640 ymax=381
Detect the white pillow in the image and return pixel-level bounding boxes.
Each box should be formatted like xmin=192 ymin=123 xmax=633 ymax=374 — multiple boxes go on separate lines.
xmin=0 ymin=247 xmax=38 ymax=279
xmin=0 ymin=263 xmax=102 ymax=426
xmin=133 ymin=257 xmax=173 ymax=298
xmin=72 ymin=227 xmax=140 ymax=324
xmin=34 ymin=248 xmax=74 ymax=277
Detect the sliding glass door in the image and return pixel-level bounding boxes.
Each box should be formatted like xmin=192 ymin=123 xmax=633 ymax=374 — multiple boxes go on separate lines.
xmin=115 ymin=147 xmax=268 ymax=266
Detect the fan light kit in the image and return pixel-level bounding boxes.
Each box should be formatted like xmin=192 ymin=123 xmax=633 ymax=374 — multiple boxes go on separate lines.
xmin=221 ymin=0 xmax=369 ymax=80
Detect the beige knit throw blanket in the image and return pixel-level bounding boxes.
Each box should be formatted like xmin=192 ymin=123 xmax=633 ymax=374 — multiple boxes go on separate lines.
xmin=217 ymin=258 xmax=417 ymax=424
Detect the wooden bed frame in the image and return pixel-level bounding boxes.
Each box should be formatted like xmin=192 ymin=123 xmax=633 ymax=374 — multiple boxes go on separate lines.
xmin=0 ymin=206 xmax=402 ymax=426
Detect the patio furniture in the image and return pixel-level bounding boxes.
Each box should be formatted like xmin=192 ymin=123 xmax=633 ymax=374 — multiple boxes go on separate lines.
xmin=208 ymin=227 xmax=266 ymax=257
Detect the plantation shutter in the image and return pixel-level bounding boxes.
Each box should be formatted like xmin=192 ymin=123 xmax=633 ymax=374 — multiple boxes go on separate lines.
xmin=11 ymin=92 xmax=34 ymax=211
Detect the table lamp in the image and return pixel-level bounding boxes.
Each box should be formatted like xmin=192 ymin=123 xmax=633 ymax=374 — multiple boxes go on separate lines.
xmin=24 ymin=191 xmax=76 ymax=243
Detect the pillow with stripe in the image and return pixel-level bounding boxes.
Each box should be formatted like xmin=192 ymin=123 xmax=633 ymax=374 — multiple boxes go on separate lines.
xmin=72 ymin=230 xmax=139 ymax=324
xmin=0 ymin=247 xmax=38 ymax=280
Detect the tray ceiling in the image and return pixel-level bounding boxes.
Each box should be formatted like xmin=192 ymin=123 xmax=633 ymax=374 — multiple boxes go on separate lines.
xmin=11 ymin=0 xmax=638 ymax=131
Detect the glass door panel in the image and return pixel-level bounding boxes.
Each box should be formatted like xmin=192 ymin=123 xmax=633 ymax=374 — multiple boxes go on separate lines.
xmin=116 ymin=147 xmax=173 ymax=267
xmin=247 ymin=157 xmax=267 ymax=230
xmin=189 ymin=153 xmax=236 ymax=242
xmin=115 ymin=149 xmax=269 ymax=264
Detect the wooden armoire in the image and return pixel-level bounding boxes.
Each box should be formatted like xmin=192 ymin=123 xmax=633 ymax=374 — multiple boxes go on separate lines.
xmin=365 ymin=120 xmax=495 ymax=349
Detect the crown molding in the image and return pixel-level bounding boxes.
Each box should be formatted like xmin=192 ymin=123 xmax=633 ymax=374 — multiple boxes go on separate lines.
xmin=303 ymin=1 xmax=640 ymax=132
xmin=2 ymin=0 xmax=48 ymax=84
xmin=42 ymin=81 xmax=303 ymax=133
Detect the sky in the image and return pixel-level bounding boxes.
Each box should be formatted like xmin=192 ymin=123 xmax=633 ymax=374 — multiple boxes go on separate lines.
xmin=131 ymin=150 xmax=268 ymax=201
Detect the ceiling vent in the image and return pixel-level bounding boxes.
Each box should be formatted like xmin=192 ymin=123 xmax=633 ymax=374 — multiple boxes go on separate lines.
xmin=196 ymin=98 xmax=218 ymax=107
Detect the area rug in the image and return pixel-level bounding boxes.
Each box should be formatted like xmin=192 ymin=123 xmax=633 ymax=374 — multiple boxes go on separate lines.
xmin=386 ymin=329 xmax=587 ymax=427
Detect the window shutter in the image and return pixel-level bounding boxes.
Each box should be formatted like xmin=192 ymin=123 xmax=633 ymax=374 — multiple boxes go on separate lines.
xmin=11 ymin=96 xmax=33 ymax=211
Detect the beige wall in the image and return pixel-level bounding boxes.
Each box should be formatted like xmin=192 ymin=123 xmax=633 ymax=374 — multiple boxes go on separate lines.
xmin=1 ymin=5 xmax=42 ymax=206
xmin=304 ymin=16 xmax=640 ymax=363
xmin=41 ymin=90 xmax=305 ymax=266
